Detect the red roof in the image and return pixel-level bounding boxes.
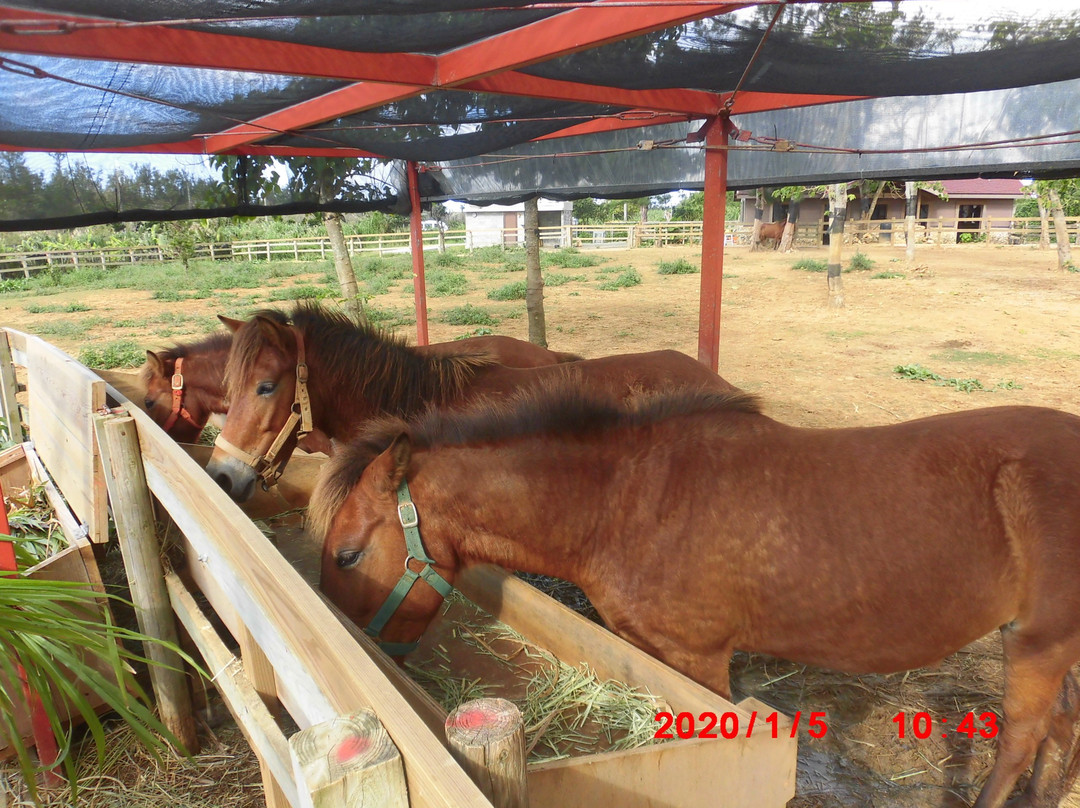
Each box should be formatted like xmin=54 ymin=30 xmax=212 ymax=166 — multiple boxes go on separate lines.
xmin=936 ymin=179 xmax=1026 ymax=198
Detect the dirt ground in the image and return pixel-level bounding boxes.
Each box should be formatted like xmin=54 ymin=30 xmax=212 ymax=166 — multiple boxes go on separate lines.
xmin=4 ymin=240 xmax=1080 ymax=807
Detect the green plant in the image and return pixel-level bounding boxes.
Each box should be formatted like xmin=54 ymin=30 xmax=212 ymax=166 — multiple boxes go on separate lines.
xmin=427 ymin=270 xmax=469 ymax=297
xmin=441 ymin=304 xmax=499 ymax=326
xmin=25 ymin=302 xmax=91 ymax=314
xmin=487 ymin=281 xmax=527 ymax=301
xmin=848 ymin=252 xmax=875 ymax=271
xmin=454 ymin=327 xmax=495 ymax=339
xmin=0 ymin=577 xmax=198 ymax=803
xmin=78 ymin=341 xmax=145 ymax=369
xmin=657 ymin=259 xmax=698 ymax=275
xmin=598 ymin=268 xmax=642 ymax=291
xmin=267 ymin=284 xmax=334 ymax=301
xmin=894 ymin=364 xmax=987 ymax=392
xmin=871 ymin=271 xmax=905 ymax=279
xmin=545 ymin=273 xmax=584 ymax=287
xmin=792 ymin=258 xmax=827 ymax=272
xmin=543 ymin=249 xmax=600 ymax=269
xmin=0 ymin=278 xmax=30 ymax=294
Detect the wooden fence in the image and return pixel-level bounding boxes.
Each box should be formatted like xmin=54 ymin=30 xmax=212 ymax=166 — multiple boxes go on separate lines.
xmin=2 ymin=216 xmax=1077 ymax=279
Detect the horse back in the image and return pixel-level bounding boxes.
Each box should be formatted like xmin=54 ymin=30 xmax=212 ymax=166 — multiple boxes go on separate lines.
xmin=420 ymin=335 xmax=581 ymax=368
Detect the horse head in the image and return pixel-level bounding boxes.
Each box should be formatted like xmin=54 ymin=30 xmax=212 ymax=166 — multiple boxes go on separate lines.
xmin=205 ymin=312 xmax=310 ymax=502
xmin=315 ymin=434 xmax=457 ymax=657
xmin=140 ymin=350 xmax=211 ymax=444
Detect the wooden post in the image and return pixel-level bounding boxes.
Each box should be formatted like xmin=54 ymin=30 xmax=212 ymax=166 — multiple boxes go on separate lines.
xmin=0 ymin=332 xmax=25 ymax=444
xmin=445 ymin=698 xmax=528 ymax=808
xmin=92 ymin=414 xmax=199 ymax=753
xmin=237 ymin=623 xmax=289 ymax=808
xmin=290 ymin=710 xmax=408 ymax=808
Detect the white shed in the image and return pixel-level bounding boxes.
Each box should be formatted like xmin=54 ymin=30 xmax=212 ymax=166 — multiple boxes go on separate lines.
xmin=462 ymin=199 xmax=573 ymax=248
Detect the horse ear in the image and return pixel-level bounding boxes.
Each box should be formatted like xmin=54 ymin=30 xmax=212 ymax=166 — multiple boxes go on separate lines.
xmin=218 ymin=315 xmax=245 ymax=333
xmin=144 ymin=350 xmax=165 ymax=374
xmin=385 ymin=434 xmax=412 ymax=492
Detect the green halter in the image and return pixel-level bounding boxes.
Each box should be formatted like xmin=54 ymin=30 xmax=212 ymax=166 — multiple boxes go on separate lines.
xmin=363 ymin=478 xmax=454 ymax=656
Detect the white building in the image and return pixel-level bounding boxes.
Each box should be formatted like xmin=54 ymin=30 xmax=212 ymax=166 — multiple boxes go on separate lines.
xmin=462 ymin=199 xmax=573 ymax=248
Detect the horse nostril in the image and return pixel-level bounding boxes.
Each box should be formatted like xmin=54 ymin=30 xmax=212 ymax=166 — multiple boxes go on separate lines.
xmin=210 ymin=469 xmax=233 ymax=495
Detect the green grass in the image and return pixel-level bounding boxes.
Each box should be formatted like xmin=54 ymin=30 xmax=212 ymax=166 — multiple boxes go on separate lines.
xmin=792 ymin=258 xmax=827 ymax=272
xmin=487 ymin=281 xmax=527 ymax=301
xmin=427 ymin=270 xmax=470 ymax=297
xmin=0 ymin=278 xmax=30 ymax=294
xmin=440 ymin=304 xmax=499 ymax=326
xmin=267 ymin=283 xmax=335 ymax=301
xmin=543 ymin=248 xmax=600 ymax=269
xmin=453 ymin=327 xmax=495 ymax=339
xmin=848 ymin=252 xmax=875 ymax=271
xmin=597 ymin=267 xmax=642 ymax=291
xmin=871 ymin=271 xmax=905 ymax=280
xmin=657 ymin=258 xmax=698 ymax=275
xmin=894 ymin=364 xmax=1021 ymax=393
xmin=24 ymin=301 xmax=91 ymax=314
xmin=545 ymin=273 xmax=584 ymax=287
xmin=79 ymin=340 xmax=146 ymax=368
xmin=432 ymin=250 xmax=467 ymax=267
xmin=32 ymin=320 xmax=92 ymax=339
xmin=365 ymin=305 xmax=415 ymax=328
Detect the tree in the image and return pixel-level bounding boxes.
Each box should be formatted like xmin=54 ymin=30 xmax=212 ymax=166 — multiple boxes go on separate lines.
xmin=523 ymin=197 xmax=547 ymax=347
xmin=1034 ymin=180 xmax=1076 ymax=270
xmin=827 ymin=183 xmax=848 ymax=308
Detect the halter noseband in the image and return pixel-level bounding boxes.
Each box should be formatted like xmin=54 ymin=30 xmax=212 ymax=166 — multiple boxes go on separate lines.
xmin=363 ymin=478 xmax=453 ymax=657
xmin=161 ymin=357 xmax=204 ymax=435
xmin=213 ymin=326 xmax=314 ymax=490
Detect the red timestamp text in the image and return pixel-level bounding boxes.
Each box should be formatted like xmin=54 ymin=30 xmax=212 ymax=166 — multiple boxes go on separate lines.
xmin=892 ymin=711 xmax=999 ymax=739
xmin=653 ymin=710 xmax=828 ymax=740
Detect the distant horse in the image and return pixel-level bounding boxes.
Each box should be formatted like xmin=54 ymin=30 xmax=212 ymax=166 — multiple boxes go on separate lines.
xmin=205 ymin=303 xmax=736 ymax=502
xmin=140 ymin=317 xmax=582 ymax=446
xmin=755 ymin=220 xmax=787 ymax=250
xmin=312 ymin=381 xmax=1080 ymax=808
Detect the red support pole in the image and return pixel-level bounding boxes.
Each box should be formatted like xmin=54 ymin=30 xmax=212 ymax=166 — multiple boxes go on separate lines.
xmin=697 ymin=116 xmax=730 ymax=372
xmin=407 ymin=161 xmax=430 ymax=347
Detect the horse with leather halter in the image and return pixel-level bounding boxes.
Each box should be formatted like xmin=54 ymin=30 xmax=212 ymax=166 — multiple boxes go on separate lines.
xmin=140 ymin=311 xmax=582 ymax=447
xmin=311 ymin=380 xmax=1080 ymax=808
xmin=205 ymin=303 xmax=736 ymax=502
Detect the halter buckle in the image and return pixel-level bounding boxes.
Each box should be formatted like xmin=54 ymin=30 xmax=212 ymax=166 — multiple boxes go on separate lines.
xmin=171 ymin=373 xmax=184 ymax=391
xmin=398 ymin=501 xmax=419 ymax=529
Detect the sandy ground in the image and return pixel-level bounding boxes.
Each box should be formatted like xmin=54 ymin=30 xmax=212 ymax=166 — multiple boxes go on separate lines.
xmin=4 ymin=240 xmax=1080 ymax=807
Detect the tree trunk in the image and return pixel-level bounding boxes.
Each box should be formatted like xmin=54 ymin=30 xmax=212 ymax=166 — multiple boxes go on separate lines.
xmin=827 ymin=183 xmax=846 ymax=308
xmin=1037 ymin=199 xmax=1051 ymax=250
xmin=779 ymin=201 xmax=799 ymax=252
xmin=524 ymin=197 xmax=547 ymax=347
xmin=323 ymin=211 xmax=363 ymax=323
xmin=749 ymin=187 xmax=765 ymax=251
xmin=905 ymin=181 xmax=917 ymax=265
xmin=1048 ymin=188 xmax=1073 ymax=269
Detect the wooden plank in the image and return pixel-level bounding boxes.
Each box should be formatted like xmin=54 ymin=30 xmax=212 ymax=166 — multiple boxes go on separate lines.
xmin=26 ymin=336 xmax=108 ymax=543
xmin=526 ymin=698 xmax=796 ymax=808
xmin=445 ymin=699 xmax=528 ymax=808
xmin=0 ymin=443 xmax=30 ymax=495
xmin=93 ymin=414 xmax=199 ymax=753
xmin=128 ymin=406 xmax=494 ymax=808
xmin=238 ymin=623 xmax=290 ymax=808
xmin=457 ymin=567 xmax=724 ymax=716
xmin=0 ymin=331 xmax=25 ymax=443
xmin=165 ymin=572 xmax=300 ymax=808
xmin=22 ymin=439 xmax=84 ymax=545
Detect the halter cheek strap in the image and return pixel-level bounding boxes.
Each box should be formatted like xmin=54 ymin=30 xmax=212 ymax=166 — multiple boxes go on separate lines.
xmin=161 ymin=357 xmax=203 ymax=434
xmin=363 ymin=478 xmax=454 ymax=657
xmin=213 ymin=326 xmax=314 ymax=489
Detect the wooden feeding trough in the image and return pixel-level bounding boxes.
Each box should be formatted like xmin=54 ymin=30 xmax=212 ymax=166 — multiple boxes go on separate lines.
xmin=1 ymin=327 xmax=797 ymax=808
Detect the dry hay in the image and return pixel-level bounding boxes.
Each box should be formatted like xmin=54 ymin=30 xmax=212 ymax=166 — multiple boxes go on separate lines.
xmin=0 ymin=719 xmax=263 ymax=807
xmin=406 ymin=590 xmax=667 ymax=764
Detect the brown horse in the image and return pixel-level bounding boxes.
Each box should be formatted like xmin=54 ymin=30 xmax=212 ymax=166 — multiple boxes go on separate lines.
xmin=205 ymin=303 xmax=736 ymax=502
xmin=141 ymin=315 xmax=582 ymax=446
xmin=312 ymin=382 xmax=1080 ymax=808
xmin=756 ymin=220 xmax=786 ymax=249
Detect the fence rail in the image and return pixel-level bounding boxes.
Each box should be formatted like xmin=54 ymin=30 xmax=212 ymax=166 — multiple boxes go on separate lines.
xmin=2 ymin=216 xmax=1078 ymax=279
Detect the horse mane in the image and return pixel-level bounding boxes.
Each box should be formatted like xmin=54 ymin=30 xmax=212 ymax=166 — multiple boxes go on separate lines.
xmin=223 ymin=302 xmax=495 ymax=409
xmin=307 ymin=375 xmax=762 ymax=544
xmin=138 ymin=331 xmax=233 ymax=386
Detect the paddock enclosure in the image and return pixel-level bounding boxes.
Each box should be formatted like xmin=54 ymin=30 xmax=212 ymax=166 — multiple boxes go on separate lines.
xmin=0 ymin=323 xmax=797 ymax=806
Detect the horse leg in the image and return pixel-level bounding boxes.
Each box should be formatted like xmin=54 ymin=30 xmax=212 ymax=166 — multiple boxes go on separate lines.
xmin=1019 ymin=671 xmax=1080 ymax=806
xmin=974 ymin=632 xmax=1076 ymax=808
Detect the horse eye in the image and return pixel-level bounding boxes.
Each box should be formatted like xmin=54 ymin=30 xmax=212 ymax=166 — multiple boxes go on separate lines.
xmin=336 ymin=549 xmax=364 ymax=570
xmin=144 ymin=398 xmax=156 ymax=411
xmin=256 ymin=381 xmax=276 ymax=396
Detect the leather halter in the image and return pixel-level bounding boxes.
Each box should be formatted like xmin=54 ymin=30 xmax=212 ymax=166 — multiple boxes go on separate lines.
xmin=161 ymin=357 xmax=203 ymax=435
xmin=213 ymin=326 xmax=314 ymax=490
xmin=363 ymin=478 xmax=453 ymax=657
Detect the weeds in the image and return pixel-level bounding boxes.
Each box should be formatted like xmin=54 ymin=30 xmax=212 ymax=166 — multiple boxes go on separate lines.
xmin=24 ymin=302 xmax=91 ymax=314
xmin=79 ymin=340 xmax=145 ymax=368
xmin=598 ymin=268 xmax=642 ymax=291
xmin=792 ymin=258 xmax=827 ymax=272
xmin=487 ymin=281 xmax=527 ymax=301
xmin=441 ymin=304 xmax=499 ymax=326
xmin=871 ymin=271 xmax=905 ymax=279
xmin=848 ymin=252 xmax=875 ymax=271
xmin=543 ymin=249 xmax=600 ymax=269
xmin=427 ymin=270 xmax=470 ymax=297
xmin=657 ymin=258 xmax=698 ymax=275
xmin=893 ymin=364 xmax=1021 ymax=393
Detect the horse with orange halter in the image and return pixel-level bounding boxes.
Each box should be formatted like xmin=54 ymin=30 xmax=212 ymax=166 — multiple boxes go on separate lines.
xmin=311 ymin=379 xmax=1080 ymax=808
xmin=205 ymin=303 xmax=737 ymax=502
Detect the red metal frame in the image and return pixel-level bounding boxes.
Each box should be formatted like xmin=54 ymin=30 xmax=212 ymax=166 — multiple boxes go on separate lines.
xmin=697 ymin=116 xmax=730 ymax=372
